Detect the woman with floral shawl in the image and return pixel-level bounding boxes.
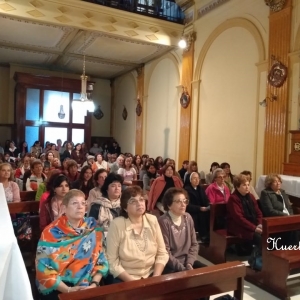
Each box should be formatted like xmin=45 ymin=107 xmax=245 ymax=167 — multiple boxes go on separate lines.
xmin=36 ymin=189 xmax=109 ymax=300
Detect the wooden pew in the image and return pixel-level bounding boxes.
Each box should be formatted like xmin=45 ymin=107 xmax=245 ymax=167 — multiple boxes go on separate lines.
xmin=200 ymin=203 xmax=244 ymax=264
xmin=59 ymin=261 xmax=246 ymax=300
xmin=8 ymin=200 xmax=40 ymax=300
xmin=20 ymin=190 xmax=37 ymax=201
xmin=8 ymin=201 xmax=40 ymax=268
xmin=132 ymin=180 xmax=143 ymax=188
xmin=246 ymin=215 xmax=300 ymax=300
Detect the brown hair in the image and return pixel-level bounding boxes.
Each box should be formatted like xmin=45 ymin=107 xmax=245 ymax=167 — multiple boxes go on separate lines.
xmin=264 ymin=173 xmax=282 ymax=189
xmin=30 ymin=159 xmax=43 ymax=170
xmin=233 ymin=174 xmax=248 ymax=189
xmin=162 ymin=187 xmax=188 ymax=211
xmin=120 ymin=185 xmax=144 ymax=218
xmin=0 ymin=163 xmax=14 ymax=181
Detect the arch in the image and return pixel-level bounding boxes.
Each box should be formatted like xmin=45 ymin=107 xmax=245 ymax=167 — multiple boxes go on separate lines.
xmin=194 ymin=18 xmax=266 ymax=81
xmin=144 ymin=52 xmax=180 ymax=96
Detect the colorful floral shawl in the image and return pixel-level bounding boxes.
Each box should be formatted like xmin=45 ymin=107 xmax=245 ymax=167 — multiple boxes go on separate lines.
xmin=36 ymin=215 xmax=108 ymax=295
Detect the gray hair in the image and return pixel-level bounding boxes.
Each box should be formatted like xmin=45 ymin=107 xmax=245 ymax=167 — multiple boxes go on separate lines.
xmin=212 ymin=168 xmax=225 ymax=182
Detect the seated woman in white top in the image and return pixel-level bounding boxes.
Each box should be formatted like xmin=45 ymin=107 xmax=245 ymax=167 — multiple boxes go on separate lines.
xmin=0 ymin=163 xmax=20 ymax=202
xmin=117 ymin=157 xmax=137 ymax=187
xmin=26 ymin=159 xmax=46 ymax=191
xmin=106 ymin=185 xmax=168 ymax=283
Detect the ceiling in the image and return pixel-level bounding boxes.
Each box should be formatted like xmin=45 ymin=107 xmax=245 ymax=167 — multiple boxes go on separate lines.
xmin=0 ymin=0 xmax=184 ymax=79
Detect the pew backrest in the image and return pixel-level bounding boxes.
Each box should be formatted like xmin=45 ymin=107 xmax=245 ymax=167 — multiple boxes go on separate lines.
xmin=59 ymin=261 xmax=245 ymax=300
xmin=262 ymin=215 xmax=300 ymax=249
xmin=20 ymin=191 xmax=37 ymax=201
xmin=8 ymin=200 xmax=40 ymax=213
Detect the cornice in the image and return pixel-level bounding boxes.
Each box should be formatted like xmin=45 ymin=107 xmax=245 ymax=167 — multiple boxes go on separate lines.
xmin=197 ymin=0 xmax=231 ymax=19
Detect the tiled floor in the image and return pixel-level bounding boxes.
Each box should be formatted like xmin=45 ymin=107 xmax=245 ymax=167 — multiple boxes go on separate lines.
xmin=198 ymin=255 xmax=300 ymax=300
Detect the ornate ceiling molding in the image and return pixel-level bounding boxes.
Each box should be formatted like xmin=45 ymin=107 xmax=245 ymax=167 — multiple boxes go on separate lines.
xmin=197 ymin=0 xmax=231 ymax=19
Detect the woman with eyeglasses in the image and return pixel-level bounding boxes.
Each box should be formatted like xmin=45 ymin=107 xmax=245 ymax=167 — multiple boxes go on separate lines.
xmin=36 ymin=189 xmax=108 ymax=300
xmin=158 ymin=187 xmax=208 ymax=299
xmin=106 ymin=186 xmax=168 ymax=283
xmin=88 ymin=173 xmax=123 ymax=232
xmin=205 ymin=168 xmax=230 ymax=204
xmin=39 ymin=173 xmax=70 ymax=231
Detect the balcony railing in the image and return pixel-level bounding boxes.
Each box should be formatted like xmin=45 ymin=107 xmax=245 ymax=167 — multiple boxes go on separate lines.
xmin=83 ymin=0 xmax=184 ymax=24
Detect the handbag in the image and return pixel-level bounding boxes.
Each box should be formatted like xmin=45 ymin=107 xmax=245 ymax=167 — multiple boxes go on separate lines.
xmin=248 ymin=245 xmax=262 ymax=271
xmin=12 ymin=215 xmax=32 ymax=241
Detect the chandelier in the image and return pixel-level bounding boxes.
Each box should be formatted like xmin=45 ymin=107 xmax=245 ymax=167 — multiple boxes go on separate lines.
xmin=72 ymin=32 xmax=94 ymax=115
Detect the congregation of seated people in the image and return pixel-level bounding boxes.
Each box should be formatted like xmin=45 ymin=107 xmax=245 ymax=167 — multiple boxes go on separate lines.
xmin=2 ymin=138 xmax=300 ymax=299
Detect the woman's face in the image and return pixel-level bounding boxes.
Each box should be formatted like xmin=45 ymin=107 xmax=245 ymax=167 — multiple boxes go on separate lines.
xmin=158 ymin=157 xmax=163 ymax=163
xmin=215 ymin=171 xmax=225 ymax=186
xmin=191 ymin=164 xmax=197 ymax=172
xmin=4 ymin=154 xmax=10 ymax=161
xmin=81 ymin=143 xmax=86 ymax=149
xmin=136 ymin=156 xmax=141 ymax=164
xmin=67 ymin=143 xmax=73 ymax=150
xmin=97 ymin=154 xmax=102 ymax=162
xmin=83 ymin=168 xmax=93 ymax=182
xmin=23 ymin=157 xmax=30 ymax=167
xmin=9 ymin=142 xmax=14 ymax=148
xmin=76 ymin=144 xmax=81 ymax=151
xmin=125 ymin=158 xmax=131 ymax=168
xmin=47 ymin=152 xmax=54 ymax=161
xmin=43 ymin=167 xmax=49 ymax=176
xmin=32 ymin=163 xmax=43 ymax=177
xmin=107 ymin=181 xmax=122 ymax=200
xmin=0 ymin=165 xmax=11 ymax=180
xmin=223 ymin=165 xmax=230 ymax=174
xmin=54 ymin=180 xmax=69 ymax=198
xmin=190 ymin=173 xmax=200 ymax=187
xmin=164 ymin=166 xmax=173 ymax=177
xmin=237 ymin=181 xmax=250 ymax=196
xmin=168 ymin=193 xmax=188 ymax=216
xmin=52 ymin=158 xmax=60 ymax=167
xmin=97 ymin=172 xmax=107 ymax=187
xmin=51 ymin=145 xmax=56 ymax=150
xmin=271 ymin=177 xmax=281 ymax=192
xmin=65 ymin=195 xmax=86 ymax=220
xmin=148 ymin=165 xmax=156 ymax=174
xmin=69 ymin=165 xmax=78 ymax=176
xmin=211 ymin=165 xmax=218 ymax=172
xmin=126 ymin=194 xmax=146 ymax=217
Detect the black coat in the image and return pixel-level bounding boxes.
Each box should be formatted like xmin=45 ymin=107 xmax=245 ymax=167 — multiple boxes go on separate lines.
xmin=185 ymin=184 xmax=210 ymax=237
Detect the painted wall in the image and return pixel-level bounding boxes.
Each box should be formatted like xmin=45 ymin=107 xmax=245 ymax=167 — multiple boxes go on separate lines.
xmin=144 ymin=55 xmax=180 ymax=161
xmin=113 ymin=73 xmax=136 ymax=154
xmin=197 ymin=27 xmax=259 ymax=177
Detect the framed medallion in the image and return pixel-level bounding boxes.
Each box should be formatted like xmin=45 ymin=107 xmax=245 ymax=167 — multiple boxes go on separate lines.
xmin=93 ymin=105 xmax=104 ymax=120
xmin=136 ymin=99 xmax=142 ymax=116
xmin=268 ymin=61 xmax=287 ymax=88
xmin=122 ymin=106 xmax=128 ymax=120
xmin=180 ymin=87 xmax=190 ymax=108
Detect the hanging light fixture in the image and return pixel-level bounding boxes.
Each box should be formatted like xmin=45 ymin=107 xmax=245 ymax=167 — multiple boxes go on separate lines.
xmin=72 ymin=32 xmax=95 ymax=114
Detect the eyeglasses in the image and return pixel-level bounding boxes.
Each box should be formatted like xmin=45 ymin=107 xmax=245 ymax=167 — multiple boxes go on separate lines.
xmin=128 ymin=197 xmax=145 ymax=206
xmin=216 ymin=176 xmax=225 ymax=179
xmin=173 ymin=199 xmax=189 ymax=205
xmin=69 ymin=201 xmax=87 ymax=207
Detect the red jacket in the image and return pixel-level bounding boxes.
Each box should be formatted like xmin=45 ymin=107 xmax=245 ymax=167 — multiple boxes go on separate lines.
xmin=147 ymin=176 xmax=183 ymax=211
xmin=39 ymin=197 xmax=53 ymax=232
xmin=227 ymin=190 xmax=262 ymax=240
xmin=205 ymin=182 xmax=230 ymax=204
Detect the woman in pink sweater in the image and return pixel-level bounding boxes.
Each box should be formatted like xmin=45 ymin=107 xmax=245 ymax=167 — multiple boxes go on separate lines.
xmin=205 ymin=168 xmax=230 ymax=204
